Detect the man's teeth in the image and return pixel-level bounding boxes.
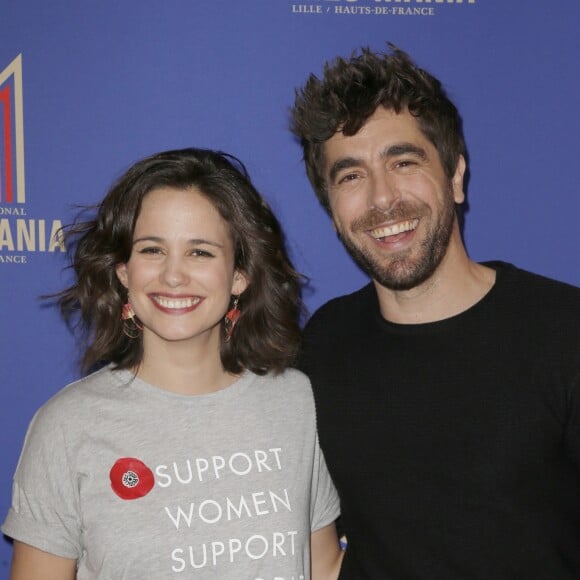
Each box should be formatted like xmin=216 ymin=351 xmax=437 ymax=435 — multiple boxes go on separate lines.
xmin=154 ymin=296 xmax=201 ymax=309
xmin=370 ymin=219 xmax=419 ymax=239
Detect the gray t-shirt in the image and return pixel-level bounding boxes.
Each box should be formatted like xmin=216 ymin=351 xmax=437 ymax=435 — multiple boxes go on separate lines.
xmin=2 ymin=366 xmax=340 ymax=579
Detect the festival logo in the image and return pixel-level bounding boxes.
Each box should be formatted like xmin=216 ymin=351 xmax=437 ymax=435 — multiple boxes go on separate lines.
xmin=0 ymin=54 xmax=65 ymax=265
xmin=290 ymin=0 xmax=476 ymax=17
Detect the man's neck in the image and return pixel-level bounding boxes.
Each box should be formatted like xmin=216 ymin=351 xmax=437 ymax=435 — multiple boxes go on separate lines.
xmin=374 ymin=241 xmax=496 ymax=325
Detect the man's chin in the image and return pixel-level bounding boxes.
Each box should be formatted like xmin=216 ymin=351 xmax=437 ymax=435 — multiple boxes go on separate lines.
xmin=364 ymin=255 xmax=438 ymax=291
xmin=373 ymin=271 xmax=432 ymax=291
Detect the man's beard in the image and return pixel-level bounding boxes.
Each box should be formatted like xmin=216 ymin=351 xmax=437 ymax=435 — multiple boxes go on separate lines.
xmin=336 ymin=188 xmax=457 ymax=291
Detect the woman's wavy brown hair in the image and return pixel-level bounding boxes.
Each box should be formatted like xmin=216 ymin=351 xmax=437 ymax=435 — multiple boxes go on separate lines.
xmin=57 ymin=148 xmax=304 ymax=375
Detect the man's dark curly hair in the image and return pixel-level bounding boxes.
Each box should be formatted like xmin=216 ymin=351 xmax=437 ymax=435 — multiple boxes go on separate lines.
xmin=290 ymin=44 xmax=467 ymax=211
xmin=56 ymin=148 xmax=304 ymax=375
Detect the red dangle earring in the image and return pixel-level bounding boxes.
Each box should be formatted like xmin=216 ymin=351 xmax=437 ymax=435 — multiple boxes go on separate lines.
xmin=224 ymin=296 xmax=241 ymax=342
xmin=121 ymin=300 xmax=143 ymax=339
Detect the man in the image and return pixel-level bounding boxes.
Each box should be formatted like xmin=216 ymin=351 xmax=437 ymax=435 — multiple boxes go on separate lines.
xmin=291 ymin=45 xmax=580 ymax=578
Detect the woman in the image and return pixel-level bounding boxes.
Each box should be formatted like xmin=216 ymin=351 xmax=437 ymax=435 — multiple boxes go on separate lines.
xmin=2 ymin=148 xmax=342 ymax=579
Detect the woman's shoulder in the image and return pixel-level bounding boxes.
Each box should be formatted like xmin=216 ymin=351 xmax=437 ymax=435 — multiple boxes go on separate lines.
xmin=255 ymin=367 xmax=311 ymax=387
xmin=31 ymin=365 xmax=126 ymax=424
xmin=250 ymin=368 xmax=314 ymax=405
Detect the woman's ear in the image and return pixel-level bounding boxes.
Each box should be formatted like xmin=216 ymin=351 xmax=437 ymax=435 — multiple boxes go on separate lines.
xmin=232 ymin=270 xmax=249 ymax=297
xmin=115 ymin=263 xmax=129 ymax=289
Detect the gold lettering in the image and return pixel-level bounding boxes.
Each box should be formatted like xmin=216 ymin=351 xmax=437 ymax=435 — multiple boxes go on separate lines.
xmin=0 ymin=219 xmax=15 ymax=251
xmin=16 ymin=219 xmax=35 ymax=251
xmin=38 ymin=220 xmax=46 ymax=251
xmin=49 ymin=220 xmax=65 ymax=252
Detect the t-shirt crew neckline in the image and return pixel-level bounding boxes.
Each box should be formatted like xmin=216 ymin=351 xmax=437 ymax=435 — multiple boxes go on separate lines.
xmin=373 ymin=261 xmax=506 ymax=335
xmin=111 ymin=367 xmax=255 ymax=404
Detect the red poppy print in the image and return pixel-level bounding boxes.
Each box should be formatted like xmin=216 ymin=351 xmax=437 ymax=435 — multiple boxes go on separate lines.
xmin=109 ymin=457 xmax=155 ymax=500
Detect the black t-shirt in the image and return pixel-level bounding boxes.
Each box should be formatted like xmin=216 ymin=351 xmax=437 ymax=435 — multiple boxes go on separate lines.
xmin=300 ymin=262 xmax=580 ymax=579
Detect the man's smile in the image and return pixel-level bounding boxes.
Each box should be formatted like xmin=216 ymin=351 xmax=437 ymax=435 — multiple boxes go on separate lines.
xmin=368 ymin=218 xmax=419 ymax=241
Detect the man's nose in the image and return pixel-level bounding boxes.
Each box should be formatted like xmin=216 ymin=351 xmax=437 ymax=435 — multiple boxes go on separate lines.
xmin=368 ymin=171 xmax=400 ymax=210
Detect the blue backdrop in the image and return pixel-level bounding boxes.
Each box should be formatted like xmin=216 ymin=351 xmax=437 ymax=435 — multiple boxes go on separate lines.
xmin=1 ymin=0 xmax=579 ymax=573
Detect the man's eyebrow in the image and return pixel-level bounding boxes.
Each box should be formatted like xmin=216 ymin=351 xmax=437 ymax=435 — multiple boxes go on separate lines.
xmin=328 ymin=157 xmax=362 ymax=184
xmin=328 ymin=143 xmax=428 ymax=183
xmin=383 ymin=143 xmax=427 ymax=160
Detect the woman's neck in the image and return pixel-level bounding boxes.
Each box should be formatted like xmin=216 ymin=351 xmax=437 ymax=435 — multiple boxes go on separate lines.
xmin=136 ymin=335 xmax=239 ymax=395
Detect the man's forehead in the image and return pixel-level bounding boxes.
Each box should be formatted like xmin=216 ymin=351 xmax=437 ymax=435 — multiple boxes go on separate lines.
xmin=323 ymin=108 xmax=427 ymax=158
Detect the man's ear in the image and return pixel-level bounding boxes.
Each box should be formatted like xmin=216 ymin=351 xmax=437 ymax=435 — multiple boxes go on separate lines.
xmin=452 ymin=155 xmax=466 ymax=204
xmin=115 ymin=263 xmax=129 ymax=289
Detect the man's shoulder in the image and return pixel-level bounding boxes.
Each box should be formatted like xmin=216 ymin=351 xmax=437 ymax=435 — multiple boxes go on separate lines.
xmin=299 ymin=284 xmax=375 ymax=371
xmin=306 ymin=283 xmax=376 ymax=328
xmin=491 ymin=261 xmax=580 ymax=302
xmin=488 ymin=261 xmax=580 ymax=332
